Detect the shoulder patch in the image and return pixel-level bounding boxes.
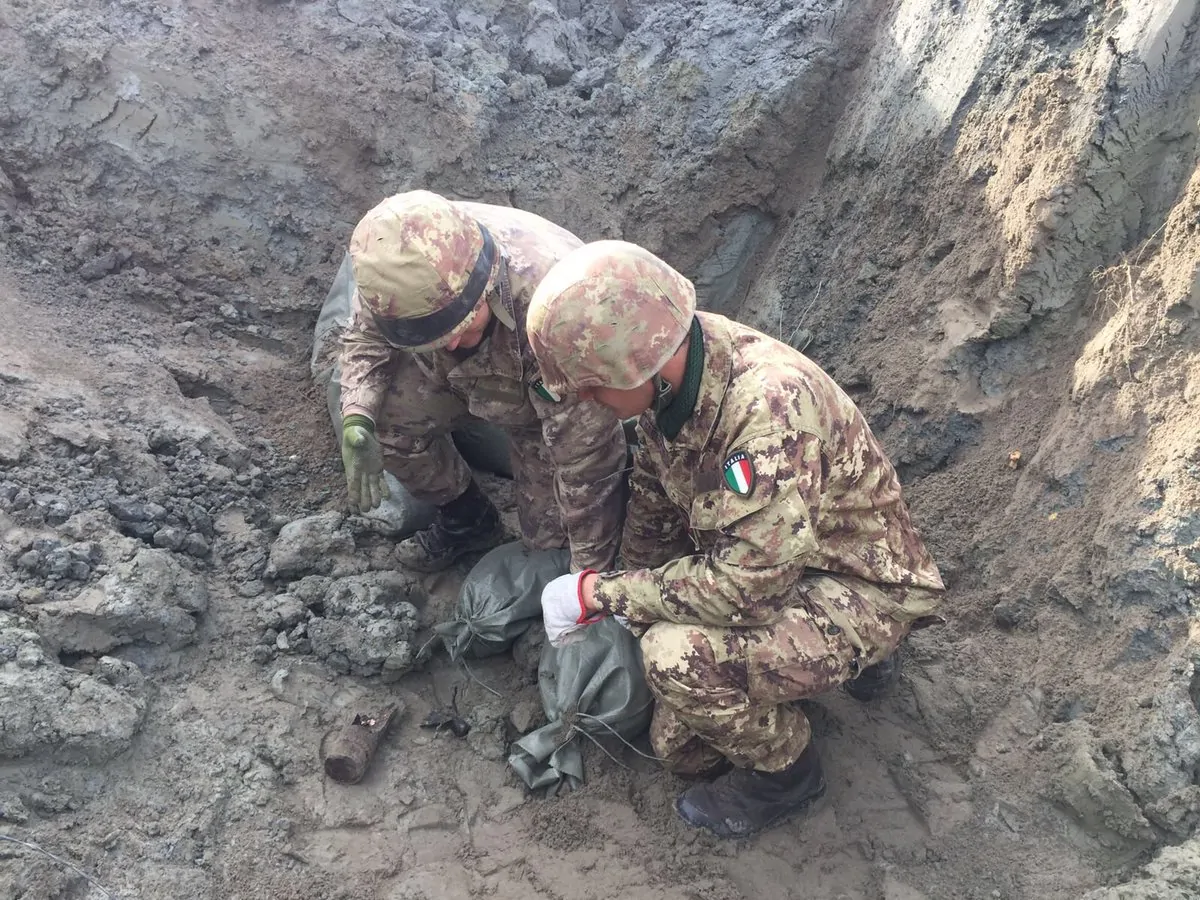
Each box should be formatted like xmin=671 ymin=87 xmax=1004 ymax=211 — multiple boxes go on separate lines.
xmin=722 ymin=451 xmax=755 ymax=496
xmin=531 ymin=378 xmax=561 ymax=403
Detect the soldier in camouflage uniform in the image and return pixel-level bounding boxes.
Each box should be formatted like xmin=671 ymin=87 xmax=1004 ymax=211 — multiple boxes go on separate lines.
xmin=338 ymin=191 xmax=627 ymax=573
xmin=529 ymin=241 xmax=944 ymax=838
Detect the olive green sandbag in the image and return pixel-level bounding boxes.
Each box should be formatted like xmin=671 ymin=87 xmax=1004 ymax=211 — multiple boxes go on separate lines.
xmin=509 ymin=617 xmax=653 ymax=791
xmin=434 ymin=541 xmax=570 ymax=661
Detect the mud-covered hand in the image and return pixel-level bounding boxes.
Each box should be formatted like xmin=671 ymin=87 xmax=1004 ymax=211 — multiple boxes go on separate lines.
xmin=541 ymin=570 xmax=603 ymax=648
xmin=341 ymin=415 xmax=389 ymax=513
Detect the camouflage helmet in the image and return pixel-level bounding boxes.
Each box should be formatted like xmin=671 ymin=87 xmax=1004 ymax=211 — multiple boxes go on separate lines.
xmin=527 ymin=240 xmax=696 ymax=393
xmin=349 ymin=190 xmax=497 ymax=351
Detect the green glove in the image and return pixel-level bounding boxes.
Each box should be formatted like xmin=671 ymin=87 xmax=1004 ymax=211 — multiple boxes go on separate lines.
xmin=341 ymin=415 xmax=389 ymax=513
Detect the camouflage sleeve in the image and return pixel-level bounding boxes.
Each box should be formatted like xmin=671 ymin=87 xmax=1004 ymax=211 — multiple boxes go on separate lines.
xmin=534 ymin=394 xmax=629 ymax=573
xmin=592 ymin=431 xmax=823 ymax=627
xmin=338 ymin=289 xmax=401 ymax=421
xmin=618 ymin=431 xmax=692 ymax=570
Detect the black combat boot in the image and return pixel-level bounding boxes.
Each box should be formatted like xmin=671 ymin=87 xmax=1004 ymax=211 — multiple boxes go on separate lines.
xmin=674 ymin=742 xmax=826 ymax=838
xmin=843 ymin=653 xmax=902 ymax=702
xmin=394 ymin=480 xmax=504 ymax=573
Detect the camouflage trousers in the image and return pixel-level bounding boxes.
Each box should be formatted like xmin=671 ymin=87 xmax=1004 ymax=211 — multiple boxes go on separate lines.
xmin=639 ymin=573 xmax=912 ymax=774
xmin=374 ymin=356 xmax=566 ymax=551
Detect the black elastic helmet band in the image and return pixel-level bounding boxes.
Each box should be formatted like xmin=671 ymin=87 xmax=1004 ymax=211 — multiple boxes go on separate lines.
xmin=651 ymin=374 xmax=675 ymax=413
xmin=374 ymin=223 xmax=496 ymax=348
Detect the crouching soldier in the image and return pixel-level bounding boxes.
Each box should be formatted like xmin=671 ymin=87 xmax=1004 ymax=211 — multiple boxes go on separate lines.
xmin=527 ymin=240 xmax=945 ymax=837
xmin=338 ymin=191 xmax=627 ymax=573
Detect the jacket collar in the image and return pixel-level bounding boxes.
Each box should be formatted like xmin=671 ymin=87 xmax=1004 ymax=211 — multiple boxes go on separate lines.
xmin=650 ymin=311 xmax=733 ymax=453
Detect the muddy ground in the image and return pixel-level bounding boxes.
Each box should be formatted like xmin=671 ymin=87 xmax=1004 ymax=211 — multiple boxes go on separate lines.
xmin=1 ymin=1 xmax=1199 ymax=898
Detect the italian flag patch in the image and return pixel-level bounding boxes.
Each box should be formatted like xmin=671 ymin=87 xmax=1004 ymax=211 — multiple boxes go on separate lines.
xmin=722 ymin=451 xmax=755 ymax=496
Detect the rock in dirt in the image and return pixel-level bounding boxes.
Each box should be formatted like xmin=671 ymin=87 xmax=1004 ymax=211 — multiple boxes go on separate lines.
xmin=250 ymin=645 xmax=274 ymax=665
xmin=44 ymin=419 xmax=110 ymax=453
xmin=108 ymin=497 xmax=168 ymax=525
xmin=304 ymin=572 xmax=424 ymax=679
xmin=522 ymin=0 xmax=586 ymax=87
xmin=0 ymin=790 xmax=29 ymax=823
xmin=992 ymin=598 xmax=1026 ymax=629
xmin=31 ymin=547 xmax=208 ymax=654
xmin=1043 ymin=722 xmax=1158 ymax=853
xmin=291 ymin=574 xmax=333 ymax=606
xmin=257 ymin=593 xmax=309 ymax=631
xmin=509 ymin=697 xmax=545 ymax=735
xmin=77 ymin=249 xmax=124 ymax=281
xmin=1081 ymin=836 xmax=1200 ymax=899
xmin=0 ymin=409 xmax=29 ymax=465
xmin=153 ymin=526 xmax=186 ymax=551
xmin=1119 ymin=678 xmax=1200 ymax=838
xmin=267 ymin=511 xmax=356 ymax=580
xmin=0 ymin=612 xmax=146 ymax=761
xmin=182 ymin=532 xmax=210 ymax=557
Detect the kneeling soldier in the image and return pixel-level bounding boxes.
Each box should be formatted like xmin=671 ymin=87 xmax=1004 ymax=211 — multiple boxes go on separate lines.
xmin=528 ymin=240 xmax=944 ymax=838
xmin=338 ymin=191 xmax=628 ymax=574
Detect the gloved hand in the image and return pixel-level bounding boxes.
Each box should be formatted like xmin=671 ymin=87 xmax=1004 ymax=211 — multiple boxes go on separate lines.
xmin=341 ymin=415 xmax=389 ymax=514
xmin=541 ymin=570 xmax=603 ymax=648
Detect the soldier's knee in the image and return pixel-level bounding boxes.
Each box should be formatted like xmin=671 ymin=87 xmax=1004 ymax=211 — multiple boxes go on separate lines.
xmin=640 ymin=622 xmax=715 ymax=694
xmin=640 ymin=622 xmax=687 ymax=670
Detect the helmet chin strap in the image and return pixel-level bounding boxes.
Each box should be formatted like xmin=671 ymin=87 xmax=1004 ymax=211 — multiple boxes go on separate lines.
xmin=651 ymin=373 xmax=675 ymax=414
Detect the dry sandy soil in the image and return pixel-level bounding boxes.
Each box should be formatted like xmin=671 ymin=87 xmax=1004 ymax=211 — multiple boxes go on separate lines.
xmin=1 ymin=1 xmax=1199 ymax=898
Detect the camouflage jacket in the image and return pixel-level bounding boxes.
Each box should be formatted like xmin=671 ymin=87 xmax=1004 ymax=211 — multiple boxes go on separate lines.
xmin=338 ymin=202 xmax=627 ymax=571
xmin=593 ymin=312 xmax=944 ymax=628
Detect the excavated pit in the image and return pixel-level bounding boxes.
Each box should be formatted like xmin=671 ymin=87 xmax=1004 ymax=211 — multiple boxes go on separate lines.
xmin=1 ymin=1 xmax=1199 ymax=898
